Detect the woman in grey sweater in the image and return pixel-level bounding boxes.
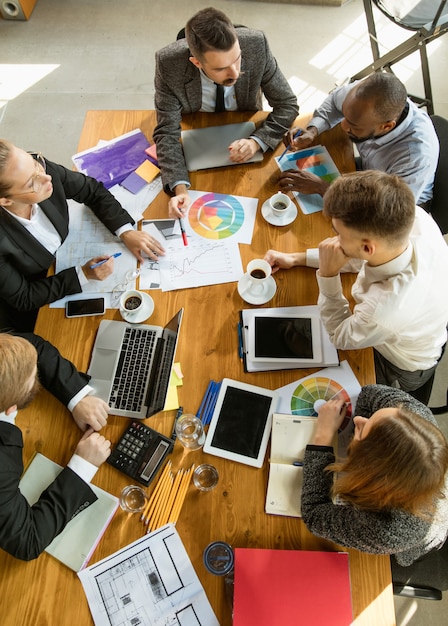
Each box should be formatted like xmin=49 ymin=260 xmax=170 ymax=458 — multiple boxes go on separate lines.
xmin=301 ymin=384 xmax=448 ymax=566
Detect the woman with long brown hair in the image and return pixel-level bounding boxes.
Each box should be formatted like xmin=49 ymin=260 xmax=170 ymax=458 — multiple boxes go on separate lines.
xmin=301 ymin=384 xmax=448 ymax=566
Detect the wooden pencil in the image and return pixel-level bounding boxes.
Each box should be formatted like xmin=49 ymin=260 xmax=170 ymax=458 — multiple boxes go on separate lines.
xmin=168 ymin=464 xmax=194 ymax=524
xmin=140 ymin=461 xmax=172 ymax=523
xmin=147 ymin=469 xmax=174 ymax=531
xmin=158 ymin=467 xmax=184 ymax=528
xmin=141 ymin=461 xmax=172 ymax=525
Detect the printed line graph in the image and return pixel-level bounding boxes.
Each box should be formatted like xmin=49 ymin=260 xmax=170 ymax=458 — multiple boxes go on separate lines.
xmin=159 ymin=240 xmax=243 ymax=291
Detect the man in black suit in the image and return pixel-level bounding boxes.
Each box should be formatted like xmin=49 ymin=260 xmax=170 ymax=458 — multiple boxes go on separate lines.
xmin=0 ymin=332 xmax=111 ymax=560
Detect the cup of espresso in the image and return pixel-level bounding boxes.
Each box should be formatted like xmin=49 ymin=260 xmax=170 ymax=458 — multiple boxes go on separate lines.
xmin=119 ymin=289 xmax=153 ymax=321
xmin=246 ymin=259 xmax=272 ymax=294
xmin=269 ymin=192 xmax=292 ymax=217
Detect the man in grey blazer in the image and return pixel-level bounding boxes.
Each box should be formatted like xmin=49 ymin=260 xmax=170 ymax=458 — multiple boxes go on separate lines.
xmin=153 ymin=7 xmax=299 ymax=217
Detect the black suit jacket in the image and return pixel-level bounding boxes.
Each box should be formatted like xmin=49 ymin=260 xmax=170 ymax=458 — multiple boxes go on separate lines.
xmin=0 ymin=332 xmax=97 ymax=561
xmin=0 ymin=160 xmax=134 ymax=331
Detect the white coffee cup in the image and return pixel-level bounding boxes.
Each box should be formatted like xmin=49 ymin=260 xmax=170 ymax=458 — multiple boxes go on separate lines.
xmin=246 ymin=259 xmax=272 ymax=295
xmin=269 ymin=191 xmax=292 ymax=216
xmin=119 ymin=289 xmax=153 ymax=321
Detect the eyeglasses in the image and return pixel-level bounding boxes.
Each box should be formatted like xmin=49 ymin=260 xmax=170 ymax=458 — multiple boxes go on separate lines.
xmin=12 ymin=152 xmax=47 ymax=195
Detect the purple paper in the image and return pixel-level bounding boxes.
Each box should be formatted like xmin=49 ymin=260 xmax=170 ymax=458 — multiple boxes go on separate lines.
xmin=120 ymin=171 xmax=147 ymax=194
xmin=73 ymin=130 xmax=151 ymax=188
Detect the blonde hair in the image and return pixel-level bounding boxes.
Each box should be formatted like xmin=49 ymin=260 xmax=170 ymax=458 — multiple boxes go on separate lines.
xmin=328 ymin=407 xmax=448 ymax=518
xmin=0 ymin=140 xmax=13 ymax=197
xmin=0 ymin=334 xmax=37 ymax=412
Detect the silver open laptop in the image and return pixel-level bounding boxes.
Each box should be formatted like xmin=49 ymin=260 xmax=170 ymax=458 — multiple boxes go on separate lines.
xmin=87 ymin=309 xmax=183 ymax=419
xmin=181 ymin=122 xmax=264 ymax=171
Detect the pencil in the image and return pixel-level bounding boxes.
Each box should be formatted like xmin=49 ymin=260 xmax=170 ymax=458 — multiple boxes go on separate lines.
xmin=168 ymin=464 xmax=194 ymax=524
xmin=141 ymin=460 xmax=171 ymax=522
xmin=158 ymin=467 xmax=184 ymax=528
xmin=148 ymin=469 xmax=174 ymax=531
xmin=141 ymin=461 xmax=172 ymax=524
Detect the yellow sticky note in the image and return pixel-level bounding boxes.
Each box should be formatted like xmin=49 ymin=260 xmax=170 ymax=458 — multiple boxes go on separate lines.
xmin=135 ymin=159 xmax=160 ymax=183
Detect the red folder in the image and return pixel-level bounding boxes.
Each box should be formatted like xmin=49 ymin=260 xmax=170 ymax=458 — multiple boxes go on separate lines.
xmin=233 ymin=548 xmax=352 ymax=626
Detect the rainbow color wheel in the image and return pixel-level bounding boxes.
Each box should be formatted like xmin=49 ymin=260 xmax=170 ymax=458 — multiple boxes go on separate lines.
xmin=188 ymin=192 xmax=244 ymax=239
xmin=291 ymin=377 xmax=352 ymax=430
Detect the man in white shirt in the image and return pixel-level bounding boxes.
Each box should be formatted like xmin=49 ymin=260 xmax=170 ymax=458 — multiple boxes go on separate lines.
xmin=0 ymin=332 xmax=111 ymax=560
xmin=265 ymin=170 xmax=448 ymax=403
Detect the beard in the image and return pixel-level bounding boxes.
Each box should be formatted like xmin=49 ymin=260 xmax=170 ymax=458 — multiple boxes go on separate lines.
xmin=17 ymin=376 xmax=41 ymax=410
xmin=347 ymin=132 xmax=376 ymax=144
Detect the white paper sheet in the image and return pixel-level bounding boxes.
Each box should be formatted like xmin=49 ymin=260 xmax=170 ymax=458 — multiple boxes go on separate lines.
xmin=78 ymin=524 xmax=219 ymax=626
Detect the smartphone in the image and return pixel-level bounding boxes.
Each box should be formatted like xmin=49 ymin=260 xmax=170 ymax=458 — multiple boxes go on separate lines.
xmin=65 ymin=297 xmax=105 ymax=318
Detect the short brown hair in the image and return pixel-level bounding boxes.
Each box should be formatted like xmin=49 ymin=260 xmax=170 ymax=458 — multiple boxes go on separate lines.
xmin=323 ymin=170 xmax=415 ymax=245
xmin=185 ymin=7 xmax=236 ymax=60
xmin=0 ymin=334 xmax=38 ymax=412
xmin=328 ymin=407 xmax=448 ymax=518
xmin=355 ymin=73 xmax=407 ymax=122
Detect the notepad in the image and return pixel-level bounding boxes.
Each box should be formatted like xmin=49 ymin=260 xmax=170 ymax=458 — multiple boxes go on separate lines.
xmin=19 ymin=453 xmax=119 ymax=571
xmin=265 ymin=413 xmax=337 ymax=517
xmin=233 ymin=548 xmax=352 ymax=626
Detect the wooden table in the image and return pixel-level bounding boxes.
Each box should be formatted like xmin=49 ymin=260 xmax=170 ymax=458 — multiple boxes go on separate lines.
xmin=0 ymin=111 xmax=396 ymax=626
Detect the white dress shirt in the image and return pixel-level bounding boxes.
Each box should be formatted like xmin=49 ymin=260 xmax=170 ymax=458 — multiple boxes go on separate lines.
xmin=306 ymin=208 xmax=448 ymax=371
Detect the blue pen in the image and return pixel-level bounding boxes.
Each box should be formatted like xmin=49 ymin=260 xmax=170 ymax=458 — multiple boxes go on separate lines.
xmin=237 ymin=322 xmax=244 ymax=359
xmin=292 ymin=461 xmax=303 ymax=467
xmin=278 ymin=128 xmax=303 ymax=161
xmin=202 ymin=381 xmax=217 ymax=425
xmin=197 ymin=381 xmax=213 ymax=421
xmin=204 ymin=381 xmax=221 ymax=425
xmin=89 ymin=252 xmax=122 ymax=269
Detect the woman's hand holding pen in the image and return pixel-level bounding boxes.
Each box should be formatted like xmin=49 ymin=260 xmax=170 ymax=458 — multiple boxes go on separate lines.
xmin=311 ymin=397 xmax=347 ymax=447
xmin=282 ymin=126 xmax=317 ymax=151
xmin=82 ymin=256 xmax=115 ymax=280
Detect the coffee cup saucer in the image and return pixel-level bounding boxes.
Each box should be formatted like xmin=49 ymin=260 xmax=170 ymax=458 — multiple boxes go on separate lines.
xmin=121 ymin=292 xmax=154 ymax=323
xmin=237 ymin=273 xmax=277 ymax=305
xmin=261 ymin=199 xmax=298 ymax=226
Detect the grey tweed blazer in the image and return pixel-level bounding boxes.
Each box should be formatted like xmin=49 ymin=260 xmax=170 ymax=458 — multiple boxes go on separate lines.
xmin=153 ymin=28 xmax=299 ymax=192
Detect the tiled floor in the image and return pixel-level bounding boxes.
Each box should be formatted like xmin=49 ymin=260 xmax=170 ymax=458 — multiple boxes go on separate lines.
xmin=1 ymin=1 xmax=447 ymax=624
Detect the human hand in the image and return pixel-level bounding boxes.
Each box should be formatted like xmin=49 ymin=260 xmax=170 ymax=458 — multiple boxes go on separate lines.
xmin=169 ymin=188 xmax=190 ymax=218
xmin=74 ymin=428 xmax=111 ymax=467
xmin=228 ymin=138 xmax=260 ymax=163
xmin=82 ymin=256 xmax=114 ymax=280
xmin=282 ymin=126 xmax=317 ymax=150
xmin=72 ymin=395 xmax=110 ymax=432
xmin=318 ymin=236 xmax=349 ymax=277
xmin=278 ymin=170 xmax=329 ymax=196
xmin=120 ymin=230 xmax=166 ymax=263
xmin=312 ymin=397 xmax=347 ymax=446
xmin=264 ymin=249 xmax=306 ymax=274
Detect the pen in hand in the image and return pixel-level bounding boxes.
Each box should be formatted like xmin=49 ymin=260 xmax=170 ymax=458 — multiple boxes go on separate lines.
xmin=89 ymin=252 xmax=122 ymax=269
xmin=278 ymin=128 xmax=303 ymax=161
xmin=178 ymin=210 xmax=188 ymax=246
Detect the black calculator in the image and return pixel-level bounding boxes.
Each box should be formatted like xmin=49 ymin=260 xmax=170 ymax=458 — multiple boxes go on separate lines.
xmin=107 ymin=421 xmax=174 ymax=486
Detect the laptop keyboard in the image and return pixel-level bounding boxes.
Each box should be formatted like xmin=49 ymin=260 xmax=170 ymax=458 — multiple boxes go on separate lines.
xmin=109 ymin=327 xmax=157 ymax=412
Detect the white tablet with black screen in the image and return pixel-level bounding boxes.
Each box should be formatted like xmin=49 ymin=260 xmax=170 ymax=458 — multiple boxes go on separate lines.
xmin=248 ymin=313 xmax=322 ymax=364
xmin=203 ymin=378 xmax=278 ymax=468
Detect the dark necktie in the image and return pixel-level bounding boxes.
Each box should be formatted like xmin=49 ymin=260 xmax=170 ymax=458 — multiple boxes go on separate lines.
xmin=215 ymin=83 xmax=225 ymax=113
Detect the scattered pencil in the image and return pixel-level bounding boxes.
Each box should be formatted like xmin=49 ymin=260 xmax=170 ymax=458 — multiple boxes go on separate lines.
xmin=142 ymin=462 xmax=194 ymax=534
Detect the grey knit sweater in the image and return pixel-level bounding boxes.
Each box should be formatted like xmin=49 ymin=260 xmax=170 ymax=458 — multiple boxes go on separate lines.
xmin=301 ymin=385 xmax=448 ymax=566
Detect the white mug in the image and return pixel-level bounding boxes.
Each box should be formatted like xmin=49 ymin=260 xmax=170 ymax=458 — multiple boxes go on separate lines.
xmin=119 ymin=289 xmax=153 ymax=321
xmin=246 ymin=259 xmax=272 ymax=294
xmin=269 ymin=192 xmax=292 ymax=216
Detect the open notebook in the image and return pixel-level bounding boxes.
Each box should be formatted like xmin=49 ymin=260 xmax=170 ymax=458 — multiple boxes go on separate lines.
xmin=19 ymin=453 xmax=118 ymax=571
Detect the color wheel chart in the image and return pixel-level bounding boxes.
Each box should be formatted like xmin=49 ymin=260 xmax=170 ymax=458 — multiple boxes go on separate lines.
xmin=290 ymin=376 xmax=352 ymax=431
xmin=188 ymin=192 xmax=245 ymax=239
